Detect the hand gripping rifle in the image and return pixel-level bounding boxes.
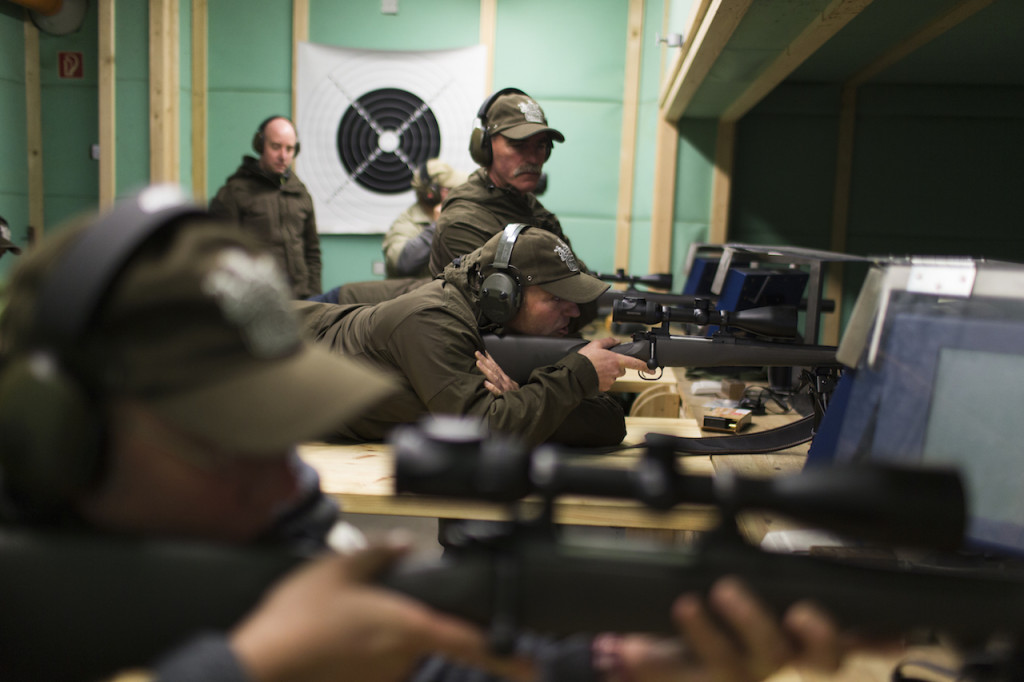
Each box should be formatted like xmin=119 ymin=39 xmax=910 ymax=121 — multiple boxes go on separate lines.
xmin=381 ymin=417 xmax=1024 ymax=680
xmin=486 ymin=296 xmax=840 ymax=383
xmin=484 ymin=296 xmax=842 ymax=423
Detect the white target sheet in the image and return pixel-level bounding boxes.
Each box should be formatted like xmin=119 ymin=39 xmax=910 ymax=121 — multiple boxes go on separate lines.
xmin=296 ymin=42 xmax=485 ymax=235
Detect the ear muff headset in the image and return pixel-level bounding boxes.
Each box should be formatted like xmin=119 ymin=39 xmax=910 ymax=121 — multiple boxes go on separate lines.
xmin=0 ymin=185 xmax=208 ymax=521
xmin=479 ymin=223 xmax=530 ymax=324
xmin=414 ymin=159 xmax=442 ymax=205
xmin=252 ymin=115 xmax=301 ymax=157
xmin=469 ymin=87 xmax=543 ymax=168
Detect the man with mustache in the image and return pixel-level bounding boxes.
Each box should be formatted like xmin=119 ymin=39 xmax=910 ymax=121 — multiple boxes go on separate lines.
xmin=428 ymin=90 xmax=574 ymax=280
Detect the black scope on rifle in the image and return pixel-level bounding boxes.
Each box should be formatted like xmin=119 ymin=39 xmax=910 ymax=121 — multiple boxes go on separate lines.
xmin=391 ymin=417 xmax=967 ymax=551
xmin=612 ymin=296 xmax=800 ymax=339
xmin=595 ymin=269 xmax=674 ymax=291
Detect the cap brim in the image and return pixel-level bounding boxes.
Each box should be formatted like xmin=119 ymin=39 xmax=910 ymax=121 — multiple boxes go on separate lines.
xmin=539 ymin=273 xmax=609 ymax=304
xmin=150 ymin=344 xmax=396 ymax=455
xmin=499 ymin=123 xmax=565 ymax=143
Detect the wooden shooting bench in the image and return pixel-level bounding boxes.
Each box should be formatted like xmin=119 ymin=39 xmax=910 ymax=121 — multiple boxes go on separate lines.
xmin=298 ymin=368 xmax=804 ymax=537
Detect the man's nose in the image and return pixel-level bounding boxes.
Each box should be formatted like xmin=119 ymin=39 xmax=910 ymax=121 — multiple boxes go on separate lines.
xmin=563 ymin=300 xmax=580 ymax=317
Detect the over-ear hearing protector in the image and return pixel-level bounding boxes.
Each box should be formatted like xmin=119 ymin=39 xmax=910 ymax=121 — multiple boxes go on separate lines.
xmin=414 ymin=159 xmax=442 ymax=205
xmin=468 ymin=87 xmax=537 ymax=167
xmin=0 ymin=186 xmax=208 ymax=521
xmin=252 ymin=115 xmax=301 ymax=157
xmin=479 ymin=223 xmax=530 ymax=324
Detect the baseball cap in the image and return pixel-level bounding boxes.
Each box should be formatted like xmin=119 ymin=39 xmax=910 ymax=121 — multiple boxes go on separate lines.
xmin=413 ymin=159 xmax=468 ymax=192
xmin=0 ymin=208 xmax=395 ymax=456
xmin=483 ymin=227 xmax=608 ymax=304
xmin=486 ymin=93 xmax=565 ymax=143
xmin=0 ymin=217 xmax=21 ymax=255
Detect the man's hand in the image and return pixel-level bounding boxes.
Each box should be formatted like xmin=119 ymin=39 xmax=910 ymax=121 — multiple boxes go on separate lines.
xmin=577 ymin=337 xmax=649 ymax=391
xmin=614 ymin=577 xmax=859 ymax=682
xmin=231 ymin=544 xmax=534 ymax=682
xmin=475 ymin=350 xmax=520 ymax=395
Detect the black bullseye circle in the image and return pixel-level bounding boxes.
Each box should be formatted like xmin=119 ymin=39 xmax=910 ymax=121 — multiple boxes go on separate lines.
xmin=336 ymin=88 xmax=442 ymax=194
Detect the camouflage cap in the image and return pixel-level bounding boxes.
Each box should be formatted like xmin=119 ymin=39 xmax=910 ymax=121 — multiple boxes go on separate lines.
xmin=486 ymin=93 xmax=565 ymax=143
xmin=0 ymin=217 xmax=21 ymax=255
xmin=0 ymin=202 xmax=395 ymax=455
xmin=412 ymin=159 xmax=469 ymax=192
xmin=481 ymin=227 xmax=608 ymax=304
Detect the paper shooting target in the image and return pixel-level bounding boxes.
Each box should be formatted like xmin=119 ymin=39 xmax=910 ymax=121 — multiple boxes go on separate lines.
xmin=296 ymin=43 xmax=485 ymax=234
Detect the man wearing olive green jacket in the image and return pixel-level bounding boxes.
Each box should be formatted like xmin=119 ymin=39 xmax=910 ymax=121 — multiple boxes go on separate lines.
xmin=297 ymin=226 xmax=648 ymax=447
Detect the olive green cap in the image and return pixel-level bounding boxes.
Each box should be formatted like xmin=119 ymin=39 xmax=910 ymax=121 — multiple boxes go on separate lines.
xmin=486 ymin=93 xmax=565 ymax=143
xmin=481 ymin=227 xmax=608 ymax=304
xmin=0 ymin=205 xmax=395 ymax=455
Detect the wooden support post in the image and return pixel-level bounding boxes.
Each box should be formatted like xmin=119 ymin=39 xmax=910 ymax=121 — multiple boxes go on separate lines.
xmin=292 ymin=0 xmax=308 ymax=117
xmin=648 ymin=116 xmax=678 ymax=274
xmin=149 ymin=0 xmax=179 ymax=184
xmin=24 ymin=16 xmax=44 ymax=237
xmin=614 ymin=0 xmax=644 ymax=273
xmin=479 ymin=0 xmax=496 ymax=93
xmin=708 ymin=118 xmax=734 ymax=244
xmin=191 ymin=0 xmax=208 ymax=201
xmin=98 ymin=0 xmax=116 ymax=209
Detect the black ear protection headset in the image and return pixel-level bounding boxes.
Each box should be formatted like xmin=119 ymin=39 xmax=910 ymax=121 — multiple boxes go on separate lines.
xmin=468 ymin=88 xmax=552 ymax=167
xmin=479 ymin=223 xmax=530 ymax=324
xmin=414 ymin=159 xmax=442 ymax=205
xmin=252 ymin=115 xmax=301 ymax=157
xmin=0 ymin=186 xmax=208 ymax=521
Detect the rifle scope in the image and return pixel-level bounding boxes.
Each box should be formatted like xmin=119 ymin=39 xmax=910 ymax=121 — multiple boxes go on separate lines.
xmin=391 ymin=417 xmax=967 ymax=552
xmin=595 ymin=269 xmax=674 ymax=291
xmin=613 ymin=296 xmax=800 ymax=339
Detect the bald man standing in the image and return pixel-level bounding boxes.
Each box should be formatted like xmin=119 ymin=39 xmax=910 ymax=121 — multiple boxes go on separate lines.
xmin=210 ymin=115 xmax=322 ymax=299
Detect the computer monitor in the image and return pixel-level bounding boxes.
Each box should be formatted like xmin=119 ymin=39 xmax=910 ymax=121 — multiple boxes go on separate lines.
xmin=809 ymin=259 xmax=1024 ymax=557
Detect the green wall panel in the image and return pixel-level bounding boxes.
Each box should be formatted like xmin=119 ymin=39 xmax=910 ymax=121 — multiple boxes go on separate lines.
xmin=493 ymin=0 xmax=628 ymax=101
xmin=115 ymin=80 xmax=152 ymax=196
xmin=561 ymin=217 xmax=617 ymax=276
xmin=321 ymin=234 xmax=386 ymax=289
xmin=41 ymin=83 xmax=99 ymax=205
xmin=208 ymin=0 xmax=293 ymax=91
xmin=539 ymin=99 xmax=622 ymax=222
xmin=309 ymin=0 xmax=479 ymax=48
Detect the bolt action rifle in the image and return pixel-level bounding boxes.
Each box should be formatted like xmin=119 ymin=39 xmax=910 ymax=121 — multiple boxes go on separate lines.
xmin=382 ymin=417 xmax=1024 ymax=679
xmin=484 ymin=296 xmax=841 ymax=386
xmin=4 ymin=418 xmax=1024 ymax=681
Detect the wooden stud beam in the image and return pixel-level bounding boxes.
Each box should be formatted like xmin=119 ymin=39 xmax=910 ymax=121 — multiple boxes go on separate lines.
xmin=149 ymin=0 xmax=179 ymax=184
xmin=614 ymin=0 xmax=644 ymax=273
xmin=479 ymin=0 xmax=496 ymax=93
xmin=659 ymin=0 xmax=712 ymax=111
xmin=24 ymin=15 xmax=44 ymax=238
xmin=98 ymin=0 xmax=116 ymax=208
xmin=707 ymin=119 xmax=734 ymax=244
xmin=648 ymin=116 xmax=678 ymax=274
xmin=660 ymin=0 xmax=752 ymax=123
xmin=191 ymin=0 xmax=207 ymax=201
xmin=292 ymin=0 xmax=308 ymax=116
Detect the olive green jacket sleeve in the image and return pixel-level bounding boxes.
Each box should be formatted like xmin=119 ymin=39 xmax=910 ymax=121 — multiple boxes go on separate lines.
xmin=384 ymin=297 xmax=625 ymax=447
xmin=294 ymin=296 xmax=625 ymax=447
